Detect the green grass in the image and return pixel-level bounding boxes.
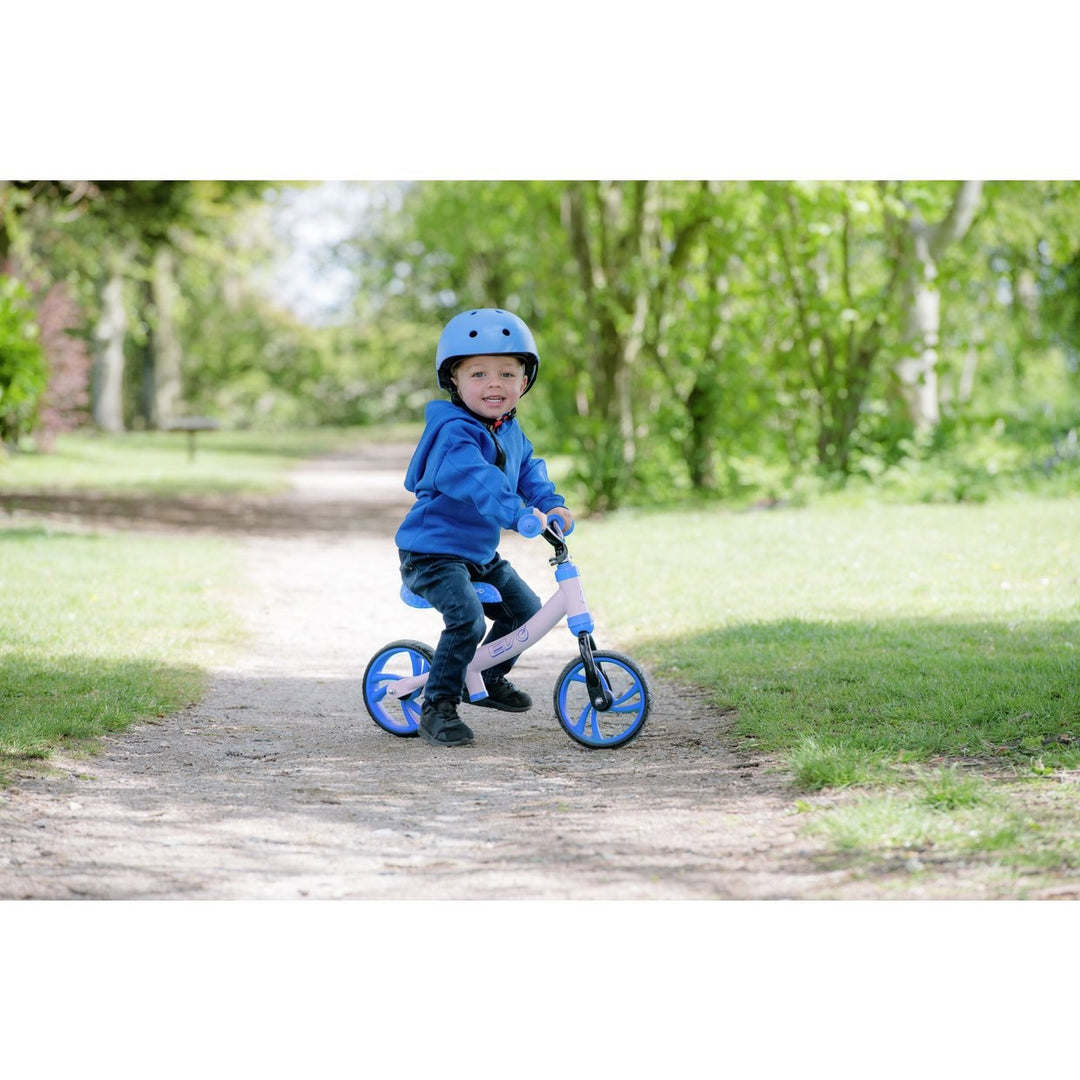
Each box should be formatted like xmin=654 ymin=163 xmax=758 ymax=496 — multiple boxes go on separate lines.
xmin=572 ymin=495 xmax=1080 ymax=889
xmin=575 ymin=497 xmax=1079 ymax=770
xmin=0 ymin=522 xmax=243 ymax=782
xmin=0 ymin=424 xmax=411 ymax=784
xmin=0 ymin=426 xmax=401 ymax=497
xmin=800 ymin=777 xmax=1080 ymax=885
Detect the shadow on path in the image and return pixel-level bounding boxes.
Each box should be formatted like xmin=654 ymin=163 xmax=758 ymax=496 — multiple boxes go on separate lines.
xmin=0 ymin=442 xmax=416 ymax=537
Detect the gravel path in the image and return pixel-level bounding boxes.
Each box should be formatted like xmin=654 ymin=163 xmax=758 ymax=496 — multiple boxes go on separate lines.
xmin=1 ymin=441 xmax=870 ymax=900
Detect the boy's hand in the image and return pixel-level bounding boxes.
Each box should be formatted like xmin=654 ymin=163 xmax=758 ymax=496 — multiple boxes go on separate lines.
xmin=547 ymin=507 xmax=574 ymax=532
xmin=516 ymin=508 xmax=548 ymax=537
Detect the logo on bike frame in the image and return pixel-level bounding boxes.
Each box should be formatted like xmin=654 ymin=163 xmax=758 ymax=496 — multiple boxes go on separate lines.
xmin=489 ymin=627 xmax=530 ymax=658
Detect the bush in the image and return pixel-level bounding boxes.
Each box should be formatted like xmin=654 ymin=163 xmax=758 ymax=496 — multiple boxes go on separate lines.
xmin=0 ymin=276 xmax=48 ymax=448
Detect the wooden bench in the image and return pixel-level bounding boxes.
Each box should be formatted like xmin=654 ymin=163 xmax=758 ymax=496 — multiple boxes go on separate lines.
xmin=161 ymin=417 xmax=221 ymax=461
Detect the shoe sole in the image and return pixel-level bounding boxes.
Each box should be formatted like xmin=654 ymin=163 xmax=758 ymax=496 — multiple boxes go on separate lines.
xmin=468 ymin=699 xmax=531 ymax=713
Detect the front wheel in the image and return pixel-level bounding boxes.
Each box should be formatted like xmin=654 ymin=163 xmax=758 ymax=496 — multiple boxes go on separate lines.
xmin=553 ymin=651 xmax=652 ymax=749
xmin=363 ymin=639 xmax=433 ymax=737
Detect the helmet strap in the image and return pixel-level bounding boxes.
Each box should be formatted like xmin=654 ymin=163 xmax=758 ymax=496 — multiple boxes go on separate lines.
xmin=450 ymin=392 xmax=517 ymax=434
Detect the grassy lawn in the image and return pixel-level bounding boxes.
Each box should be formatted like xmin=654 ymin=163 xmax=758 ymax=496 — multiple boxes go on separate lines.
xmin=1 ymin=426 xmax=405 ymax=784
xmin=574 ymin=495 xmax=1080 ymax=890
xmin=0 ymin=522 xmax=243 ymax=782
xmin=1 ymin=425 xmax=419 ymax=784
xmin=0 ymin=426 xmax=405 ymax=498
xmin=1 ymin=428 xmax=383 ymax=781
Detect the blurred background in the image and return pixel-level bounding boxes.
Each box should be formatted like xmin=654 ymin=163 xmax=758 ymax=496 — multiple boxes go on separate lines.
xmin=2 ymin=178 xmax=1078 ymax=512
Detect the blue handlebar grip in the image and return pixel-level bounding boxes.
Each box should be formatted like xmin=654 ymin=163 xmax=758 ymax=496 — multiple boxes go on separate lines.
xmin=517 ymin=512 xmax=544 ymax=538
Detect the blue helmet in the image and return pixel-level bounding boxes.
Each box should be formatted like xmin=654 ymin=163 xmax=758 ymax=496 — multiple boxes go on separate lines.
xmin=435 ymin=308 xmax=540 ymax=395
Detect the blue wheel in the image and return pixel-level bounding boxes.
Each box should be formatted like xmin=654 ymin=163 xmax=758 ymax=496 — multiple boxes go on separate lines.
xmin=553 ymin=651 xmax=652 ymax=749
xmin=363 ymin=639 xmax=433 ymax=737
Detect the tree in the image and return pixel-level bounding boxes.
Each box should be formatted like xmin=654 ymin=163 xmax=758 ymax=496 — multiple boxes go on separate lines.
xmin=757 ymin=181 xmax=908 ymax=476
xmin=36 ymin=281 xmax=91 ymax=448
xmin=0 ymin=183 xmax=96 ymax=447
xmin=92 ymin=248 xmax=129 ymax=432
xmin=561 ymin=181 xmax=663 ymax=508
xmin=889 ymin=180 xmax=983 ymax=431
xmin=13 ymin=181 xmax=277 ymax=432
xmin=641 ymin=181 xmax=761 ymax=494
xmin=325 ymin=180 xmax=1080 ymax=503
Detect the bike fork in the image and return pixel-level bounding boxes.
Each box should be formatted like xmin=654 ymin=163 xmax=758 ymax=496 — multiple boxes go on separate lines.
xmin=578 ymin=632 xmax=614 ymax=711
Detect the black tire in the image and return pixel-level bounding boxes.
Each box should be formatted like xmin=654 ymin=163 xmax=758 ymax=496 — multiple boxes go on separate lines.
xmin=362 ymin=639 xmax=434 ymax=737
xmin=553 ymin=650 xmax=652 ymax=749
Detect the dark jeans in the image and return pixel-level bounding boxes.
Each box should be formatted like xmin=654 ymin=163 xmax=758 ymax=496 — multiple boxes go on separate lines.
xmin=398 ymin=550 xmax=542 ymax=703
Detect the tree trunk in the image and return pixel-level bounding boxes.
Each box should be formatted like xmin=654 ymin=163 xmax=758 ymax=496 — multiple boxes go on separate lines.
xmin=147 ymin=245 xmax=183 ymax=427
xmin=92 ymin=260 xmax=127 ymax=433
xmin=563 ymin=180 xmax=660 ymax=511
xmin=896 ymin=181 xmax=983 ymax=431
xmin=685 ymin=377 xmax=720 ymax=490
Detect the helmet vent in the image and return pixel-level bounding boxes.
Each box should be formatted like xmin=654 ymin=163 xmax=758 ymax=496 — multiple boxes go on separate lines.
xmin=469 ymin=330 xmax=478 ymax=338
xmin=502 ymin=328 xmax=510 ymax=336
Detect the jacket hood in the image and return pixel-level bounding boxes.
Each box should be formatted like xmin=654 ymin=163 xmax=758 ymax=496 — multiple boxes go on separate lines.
xmin=404 ymin=400 xmax=489 ymax=492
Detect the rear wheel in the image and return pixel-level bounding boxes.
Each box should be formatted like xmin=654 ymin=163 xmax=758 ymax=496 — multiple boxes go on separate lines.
xmin=553 ymin=651 xmax=651 ymax=749
xmin=363 ymin=640 xmax=433 ymax=737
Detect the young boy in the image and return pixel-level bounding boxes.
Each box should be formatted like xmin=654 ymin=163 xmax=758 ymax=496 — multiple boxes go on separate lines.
xmin=395 ymin=308 xmax=574 ymax=748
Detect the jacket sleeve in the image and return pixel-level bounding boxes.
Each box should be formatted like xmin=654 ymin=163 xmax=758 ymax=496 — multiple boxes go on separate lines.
xmin=517 ymin=434 xmax=566 ymax=514
xmin=431 ymin=426 xmax=529 ymax=528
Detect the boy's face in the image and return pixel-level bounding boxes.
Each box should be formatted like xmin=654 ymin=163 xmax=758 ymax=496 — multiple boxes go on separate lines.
xmin=450 ymin=355 xmax=528 ymax=420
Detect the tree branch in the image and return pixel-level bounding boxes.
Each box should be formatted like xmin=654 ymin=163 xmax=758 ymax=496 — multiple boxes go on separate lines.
xmin=929 ymin=180 xmax=983 ymax=258
xmin=776 ymin=188 xmax=825 ymax=392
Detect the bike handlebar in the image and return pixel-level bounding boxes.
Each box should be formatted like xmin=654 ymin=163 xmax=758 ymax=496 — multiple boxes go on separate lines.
xmin=516 ymin=512 xmax=574 ymax=539
xmin=517 ymin=512 xmax=545 ymax=538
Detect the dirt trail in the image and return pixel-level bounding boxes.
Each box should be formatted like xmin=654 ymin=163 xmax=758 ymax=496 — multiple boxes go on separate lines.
xmin=2 ymin=442 xmax=906 ymax=900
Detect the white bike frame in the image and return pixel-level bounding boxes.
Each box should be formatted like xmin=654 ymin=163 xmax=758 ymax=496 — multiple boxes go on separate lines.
xmin=382 ymin=559 xmax=594 ymax=704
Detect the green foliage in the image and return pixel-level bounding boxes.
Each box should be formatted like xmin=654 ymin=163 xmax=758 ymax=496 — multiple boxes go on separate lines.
xmin=7 ymin=180 xmax=285 ymax=433
xmin=0 ymin=276 xmax=48 ymax=446
xmin=8 ymin=179 xmax=1080 ymax=514
xmin=338 ymin=179 xmax=1080 ymax=512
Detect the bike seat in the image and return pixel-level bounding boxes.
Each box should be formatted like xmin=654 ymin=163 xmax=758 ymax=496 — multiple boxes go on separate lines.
xmin=399 ymin=582 xmax=503 ymax=609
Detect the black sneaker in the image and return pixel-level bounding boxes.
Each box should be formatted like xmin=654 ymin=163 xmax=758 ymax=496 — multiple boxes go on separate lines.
xmin=419 ymin=698 xmax=474 ymax=747
xmin=470 ymin=675 xmax=532 ymax=713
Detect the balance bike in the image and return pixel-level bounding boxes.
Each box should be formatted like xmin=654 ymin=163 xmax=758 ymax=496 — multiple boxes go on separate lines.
xmin=362 ymin=516 xmax=652 ymax=749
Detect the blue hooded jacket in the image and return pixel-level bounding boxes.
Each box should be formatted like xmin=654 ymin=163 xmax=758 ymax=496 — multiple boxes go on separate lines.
xmin=395 ymin=400 xmax=566 ymax=563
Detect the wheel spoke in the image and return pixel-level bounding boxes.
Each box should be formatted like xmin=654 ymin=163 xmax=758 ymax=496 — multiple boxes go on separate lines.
xmin=609 ymin=688 xmax=642 ymax=712
xmin=586 ymin=708 xmax=603 ymax=741
xmin=368 ymin=671 xmax=403 ymax=704
xmin=570 ymin=695 xmax=596 ymax=738
xmin=595 ymin=666 xmax=641 ymax=713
